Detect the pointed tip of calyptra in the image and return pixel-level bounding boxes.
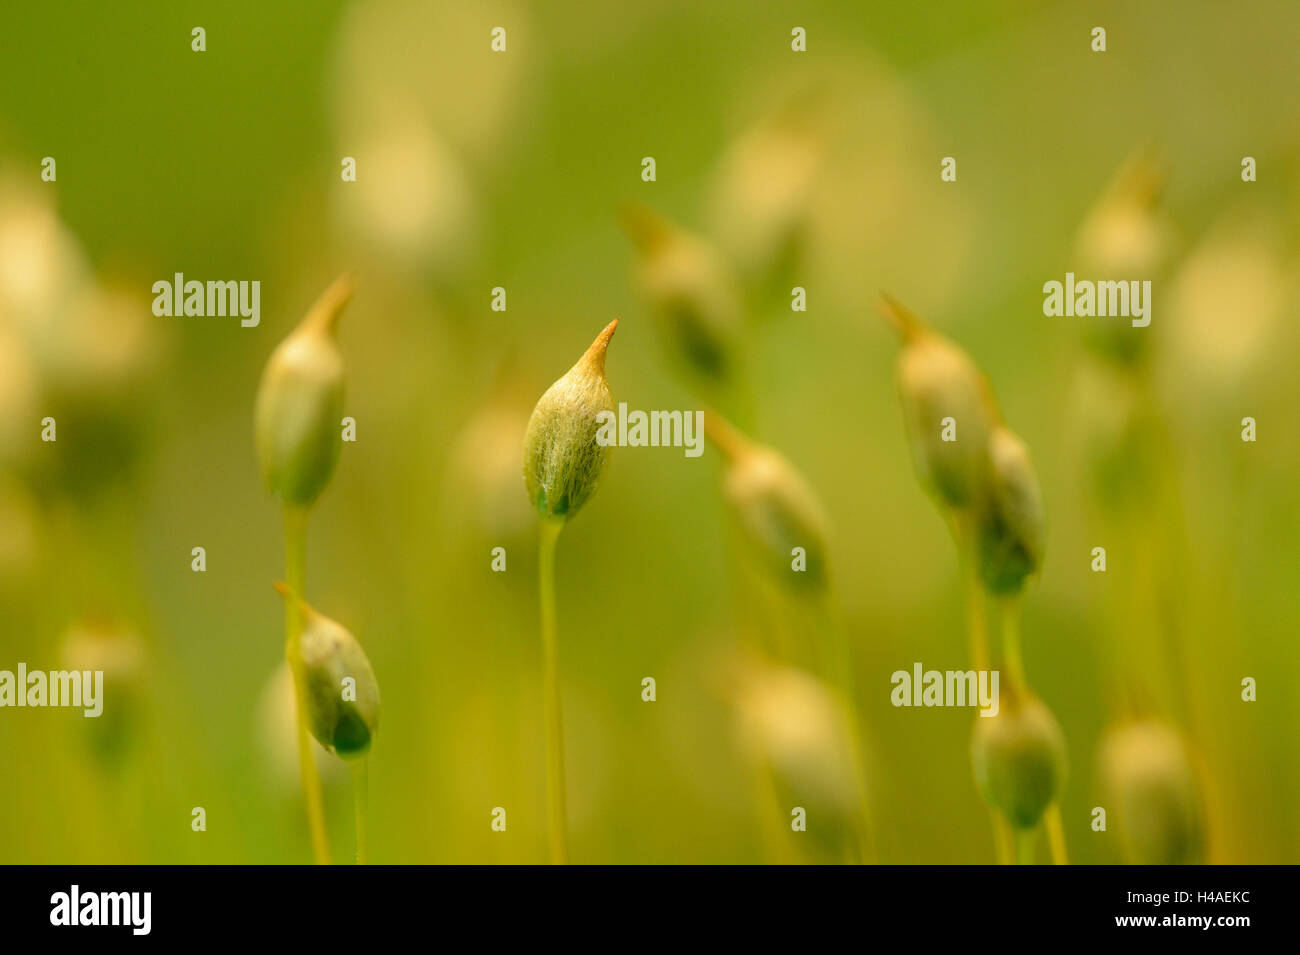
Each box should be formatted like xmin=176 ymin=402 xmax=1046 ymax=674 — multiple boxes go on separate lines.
xmin=703 ymin=409 xmax=749 ymax=462
xmin=617 ymin=201 xmax=672 ymax=254
xmin=1106 ymin=141 xmax=1166 ymax=194
xmin=273 ymin=580 xmax=323 ymax=623
xmin=301 ymin=272 xmax=358 ymax=337
xmin=876 ymin=292 xmax=926 ymax=343
xmin=580 ymin=318 xmax=619 ymax=374
xmin=271 ymin=580 xmax=312 ymax=612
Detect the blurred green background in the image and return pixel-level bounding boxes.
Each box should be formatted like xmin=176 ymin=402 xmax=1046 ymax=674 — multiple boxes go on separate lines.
xmin=1 ymin=0 xmax=1298 ymax=863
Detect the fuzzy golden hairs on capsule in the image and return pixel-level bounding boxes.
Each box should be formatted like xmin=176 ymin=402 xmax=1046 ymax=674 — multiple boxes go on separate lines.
xmin=523 ymin=319 xmax=618 ymax=522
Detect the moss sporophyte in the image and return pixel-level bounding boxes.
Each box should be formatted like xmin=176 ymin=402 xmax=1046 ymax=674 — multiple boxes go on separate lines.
xmin=880 ymin=293 xmax=1065 ymax=864
xmin=523 ymin=319 xmax=618 ymax=864
xmin=273 ymin=583 xmax=380 ymax=760
xmin=1101 ymin=720 xmax=1207 ymax=865
xmin=275 ymin=583 xmax=380 ymax=865
xmin=254 ymin=274 xmax=367 ymax=865
xmin=618 ymin=204 xmax=741 ymax=387
xmin=255 ymin=274 xmax=354 ymax=508
xmin=704 ymin=411 xmax=874 ymax=862
xmin=704 ymin=411 xmax=830 ymax=595
xmin=524 ymin=319 xmax=618 ymax=523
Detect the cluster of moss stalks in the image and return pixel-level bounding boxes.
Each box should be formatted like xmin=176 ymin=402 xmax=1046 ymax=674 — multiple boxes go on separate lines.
xmin=254 ymin=275 xmax=381 ymax=864
xmin=880 ymin=294 xmax=1067 ymax=864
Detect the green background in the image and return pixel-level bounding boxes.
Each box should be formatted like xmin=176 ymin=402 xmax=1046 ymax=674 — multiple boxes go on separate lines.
xmin=0 ymin=0 xmax=1297 ymax=863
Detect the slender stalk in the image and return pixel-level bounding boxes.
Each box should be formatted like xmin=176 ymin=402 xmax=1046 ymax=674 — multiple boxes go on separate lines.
xmin=537 ymin=520 xmax=568 ymax=864
xmin=999 ymin=597 xmax=1028 ymax=692
xmin=1094 ymin=512 xmax=1133 ymax=716
xmin=1135 ymin=366 xmax=1193 ymax=726
xmin=954 ymin=515 xmax=1005 ymax=863
xmin=352 ymin=758 xmax=369 ymax=865
xmin=993 ymin=814 xmax=1015 ymax=865
xmin=283 ymin=505 xmax=331 ymax=865
xmin=956 ymin=521 xmax=989 ymax=673
xmin=752 ymin=758 xmax=792 ymax=863
xmin=720 ymin=358 xmax=758 ymax=435
xmin=817 ymin=593 xmax=874 ymax=863
xmin=1016 ymin=827 xmax=1037 ymax=865
xmin=1045 ymin=804 xmax=1068 ymax=865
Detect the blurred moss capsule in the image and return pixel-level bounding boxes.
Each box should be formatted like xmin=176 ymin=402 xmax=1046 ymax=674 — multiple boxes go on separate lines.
xmin=523 ymin=320 xmax=618 ymax=522
xmin=620 ymin=202 xmax=742 ymax=383
xmin=254 ymin=274 xmax=355 ymax=508
xmin=977 ymin=426 xmax=1046 ymax=595
xmin=1167 ymin=208 xmax=1289 ymax=388
xmin=42 ymin=284 xmax=160 ymax=491
xmin=1074 ymin=148 xmax=1172 ymax=366
xmin=707 ymin=111 xmax=824 ymax=292
xmin=0 ymin=323 xmax=38 ymax=471
xmin=706 ymin=412 xmax=830 ymax=593
xmin=256 ymin=662 xmax=345 ymax=792
xmin=881 ymin=295 xmax=997 ymax=511
xmin=1076 ymin=147 xmax=1170 ymax=279
xmin=60 ymin=620 xmax=146 ymax=766
xmin=0 ymin=185 xmax=92 ymax=344
xmin=730 ymin=654 xmax=857 ymax=813
xmin=0 ymin=472 xmax=39 ymax=591
xmin=971 ymin=690 xmax=1067 ymax=830
xmin=276 ymin=584 xmax=380 ymax=759
xmin=1069 ymin=360 xmax=1158 ymax=513
xmin=1101 ymin=721 xmax=1206 ymax=865
xmin=445 ymin=379 xmax=535 ymax=544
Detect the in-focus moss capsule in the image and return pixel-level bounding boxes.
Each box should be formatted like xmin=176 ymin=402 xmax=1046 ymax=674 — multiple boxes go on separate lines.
xmin=523 ymin=319 xmax=618 ymax=523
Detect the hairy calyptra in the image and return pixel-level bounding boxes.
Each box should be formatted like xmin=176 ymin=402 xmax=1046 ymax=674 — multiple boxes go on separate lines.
xmin=971 ymin=688 xmax=1067 ymax=830
xmin=880 ymin=295 xmax=998 ymax=511
xmin=977 ymin=425 xmax=1047 ymax=594
xmin=619 ymin=202 xmax=741 ymax=384
xmin=254 ymin=274 xmax=355 ymax=507
xmin=1101 ymin=720 xmax=1206 ymax=864
xmin=522 ymin=319 xmax=621 ymax=864
xmin=705 ymin=412 xmax=831 ymax=594
xmin=275 ymin=583 xmax=380 ymax=759
xmin=523 ymin=320 xmax=618 ymax=522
